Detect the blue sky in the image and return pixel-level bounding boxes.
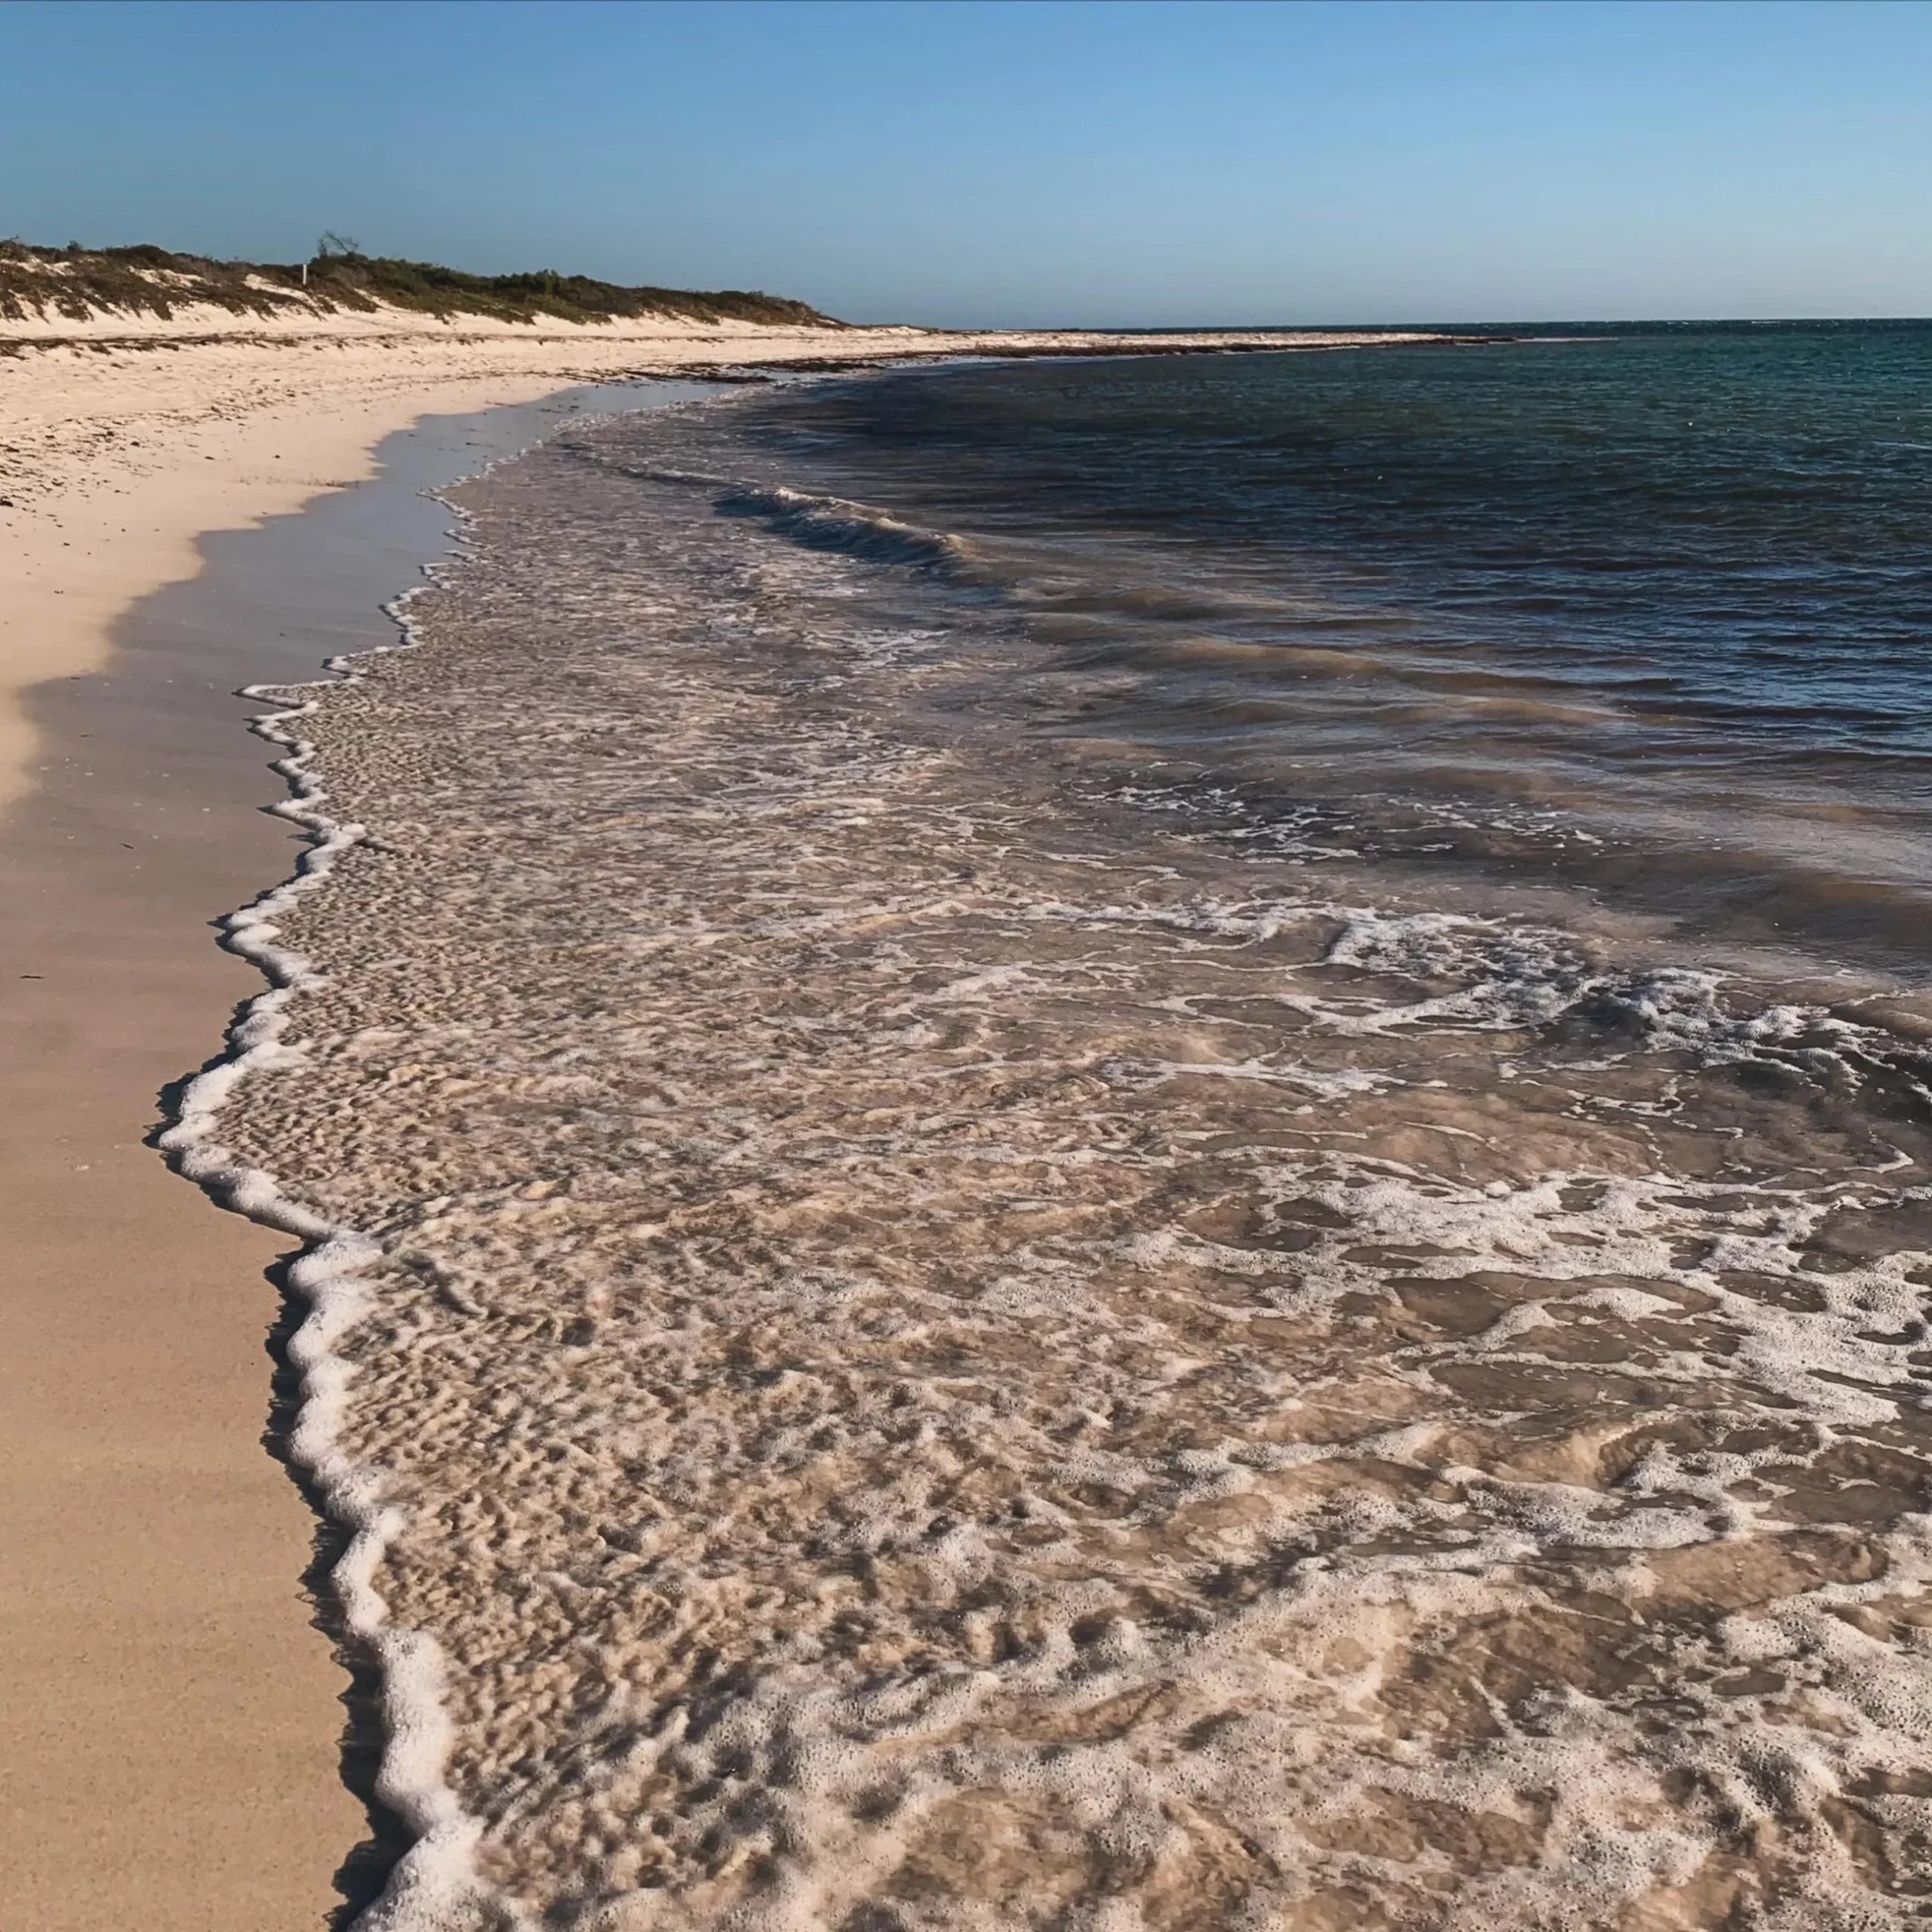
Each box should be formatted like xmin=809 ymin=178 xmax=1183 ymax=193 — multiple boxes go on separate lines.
xmin=2 ymin=0 xmax=1927 ymax=326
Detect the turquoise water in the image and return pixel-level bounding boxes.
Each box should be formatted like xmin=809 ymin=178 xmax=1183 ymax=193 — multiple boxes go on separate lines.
xmin=721 ymin=325 xmax=1932 ymax=964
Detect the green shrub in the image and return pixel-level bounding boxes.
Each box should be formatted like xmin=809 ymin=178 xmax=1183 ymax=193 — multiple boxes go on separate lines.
xmin=0 ymin=241 xmax=838 ymax=328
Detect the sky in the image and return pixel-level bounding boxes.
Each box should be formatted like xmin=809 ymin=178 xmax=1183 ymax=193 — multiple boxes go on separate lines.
xmin=2 ymin=0 xmax=1927 ymax=327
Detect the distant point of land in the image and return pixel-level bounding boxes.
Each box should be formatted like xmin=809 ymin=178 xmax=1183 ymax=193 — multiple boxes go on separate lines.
xmin=0 ymin=238 xmax=838 ymax=330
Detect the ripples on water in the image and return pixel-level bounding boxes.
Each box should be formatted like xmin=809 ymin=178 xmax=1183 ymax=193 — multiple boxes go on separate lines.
xmin=746 ymin=325 xmax=1932 ymax=963
xmin=189 ymin=334 xmax=1932 ymax=1927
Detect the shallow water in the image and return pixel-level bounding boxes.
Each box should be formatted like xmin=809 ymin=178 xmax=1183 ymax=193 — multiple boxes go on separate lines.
xmin=186 ymin=347 xmax=1932 ymax=1928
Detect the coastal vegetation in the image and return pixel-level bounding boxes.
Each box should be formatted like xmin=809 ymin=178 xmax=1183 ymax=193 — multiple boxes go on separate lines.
xmin=0 ymin=237 xmax=836 ymax=328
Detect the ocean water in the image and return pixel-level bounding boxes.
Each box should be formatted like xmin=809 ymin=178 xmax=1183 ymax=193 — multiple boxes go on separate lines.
xmin=735 ymin=325 xmax=1932 ymax=963
xmin=175 ymin=331 xmax=1932 ymax=1929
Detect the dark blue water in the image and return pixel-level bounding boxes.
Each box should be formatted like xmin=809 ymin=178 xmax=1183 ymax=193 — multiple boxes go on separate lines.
xmin=720 ymin=325 xmax=1932 ymax=966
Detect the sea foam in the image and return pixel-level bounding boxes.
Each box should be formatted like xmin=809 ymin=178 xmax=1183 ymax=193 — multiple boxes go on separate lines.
xmin=177 ymin=398 xmax=1932 ymax=1927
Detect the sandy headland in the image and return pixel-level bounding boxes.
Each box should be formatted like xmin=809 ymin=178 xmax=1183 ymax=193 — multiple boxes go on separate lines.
xmin=0 ymin=304 xmax=1437 ymax=1931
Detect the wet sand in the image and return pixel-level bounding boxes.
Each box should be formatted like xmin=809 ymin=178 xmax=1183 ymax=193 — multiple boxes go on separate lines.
xmin=0 ymin=383 xmax=696 ymax=1931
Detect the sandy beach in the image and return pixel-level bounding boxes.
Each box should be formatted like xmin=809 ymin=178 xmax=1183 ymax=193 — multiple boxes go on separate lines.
xmin=0 ymin=309 xmax=1429 ymax=1931
xmin=11 ymin=294 xmax=1932 ymax=1927
xmin=11 ymin=0 xmax=1924 ymax=1913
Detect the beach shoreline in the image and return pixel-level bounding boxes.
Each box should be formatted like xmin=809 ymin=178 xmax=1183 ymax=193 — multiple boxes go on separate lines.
xmin=0 ymin=363 xmax=709 ymax=1932
xmin=10 ymin=313 xmax=1930 ymax=1927
xmin=0 ymin=315 xmax=1445 ymax=817
xmin=0 ymin=317 xmax=1428 ymax=1931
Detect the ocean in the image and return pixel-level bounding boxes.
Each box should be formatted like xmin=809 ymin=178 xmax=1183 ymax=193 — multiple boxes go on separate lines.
xmin=178 ymin=328 xmax=1932 ymax=1928
xmin=737 ymin=324 xmax=1932 ymax=964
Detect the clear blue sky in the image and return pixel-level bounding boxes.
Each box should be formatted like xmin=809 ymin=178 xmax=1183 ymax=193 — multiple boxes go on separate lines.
xmin=2 ymin=0 xmax=1927 ymax=326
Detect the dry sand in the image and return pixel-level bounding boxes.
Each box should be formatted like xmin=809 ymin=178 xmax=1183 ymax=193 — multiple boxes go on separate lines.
xmin=0 ymin=309 xmax=1424 ymax=1931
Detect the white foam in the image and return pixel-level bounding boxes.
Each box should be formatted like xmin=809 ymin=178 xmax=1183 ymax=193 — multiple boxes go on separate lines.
xmin=159 ymin=590 xmax=515 ymax=1930
xmin=161 ymin=397 xmax=1932 ymax=1925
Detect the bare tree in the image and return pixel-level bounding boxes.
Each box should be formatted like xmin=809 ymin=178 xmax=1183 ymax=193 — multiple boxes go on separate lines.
xmin=315 ymin=230 xmax=363 ymax=260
